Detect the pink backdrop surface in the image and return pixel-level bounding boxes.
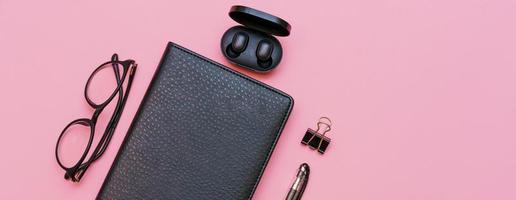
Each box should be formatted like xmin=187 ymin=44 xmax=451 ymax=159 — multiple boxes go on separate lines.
xmin=1 ymin=0 xmax=516 ymax=199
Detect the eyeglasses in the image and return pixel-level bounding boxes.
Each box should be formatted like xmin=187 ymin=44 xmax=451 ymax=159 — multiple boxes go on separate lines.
xmin=55 ymin=54 xmax=137 ymax=182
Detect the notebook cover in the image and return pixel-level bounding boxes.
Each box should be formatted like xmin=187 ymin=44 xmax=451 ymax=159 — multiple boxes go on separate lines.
xmin=97 ymin=42 xmax=293 ymax=200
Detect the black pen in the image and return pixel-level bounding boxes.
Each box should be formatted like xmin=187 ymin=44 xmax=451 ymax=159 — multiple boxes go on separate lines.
xmin=286 ymin=163 xmax=310 ymax=200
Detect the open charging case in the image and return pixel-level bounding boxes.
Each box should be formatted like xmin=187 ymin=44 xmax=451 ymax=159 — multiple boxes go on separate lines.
xmin=221 ymin=5 xmax=291 ymax=72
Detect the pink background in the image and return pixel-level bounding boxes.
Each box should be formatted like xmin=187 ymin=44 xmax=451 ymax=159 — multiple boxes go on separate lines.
xmin=1 ymin=0 xmax=516 ymax=199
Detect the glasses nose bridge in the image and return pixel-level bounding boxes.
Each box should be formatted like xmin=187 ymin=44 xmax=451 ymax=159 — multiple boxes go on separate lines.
xmin=91 ymin=108 xmax=103 ymax=124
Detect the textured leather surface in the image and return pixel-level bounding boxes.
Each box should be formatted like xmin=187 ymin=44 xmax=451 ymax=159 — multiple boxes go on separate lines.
xmin=97 ymin=42 xmax=293 ymax=200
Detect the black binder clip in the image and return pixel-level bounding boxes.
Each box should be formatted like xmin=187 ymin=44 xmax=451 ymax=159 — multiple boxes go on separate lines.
xmin=301 ymin=117 xmax=332 ymax=154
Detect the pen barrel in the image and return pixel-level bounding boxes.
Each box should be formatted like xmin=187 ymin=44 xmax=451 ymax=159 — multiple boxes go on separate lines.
xmin=286 ymin=163 xmax=310 ymax=200
xmin=286 ymin=188 xmax=300 ymax=200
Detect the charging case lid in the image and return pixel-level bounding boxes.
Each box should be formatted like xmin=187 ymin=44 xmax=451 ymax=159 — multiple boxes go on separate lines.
xmin=229 ymin=5 xmax=291 ymax=37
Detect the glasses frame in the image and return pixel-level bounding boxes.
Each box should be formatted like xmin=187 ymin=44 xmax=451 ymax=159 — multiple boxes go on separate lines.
xmin=55 ymin=54 xmax=137 ymax=182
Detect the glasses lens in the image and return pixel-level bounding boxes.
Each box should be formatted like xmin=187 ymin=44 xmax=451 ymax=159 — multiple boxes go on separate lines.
xmin=57 ymin=121 xmax=91 ymax=168
xmin=86 ymin=62 xmax=125 ymax=105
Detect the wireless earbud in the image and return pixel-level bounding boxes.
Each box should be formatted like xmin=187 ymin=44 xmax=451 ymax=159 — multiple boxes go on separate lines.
xmin=256 ymin=40 xmax=273 ymax=61
xmin=256 ymin=40 xmax=273 ymax=68
xmin=226 ymin=32 xmax=249 ymax=58
xmin=231 ymin=32 xmax=248 ymax=54
xmin=221 ymin=5 xmax=291 ymax=72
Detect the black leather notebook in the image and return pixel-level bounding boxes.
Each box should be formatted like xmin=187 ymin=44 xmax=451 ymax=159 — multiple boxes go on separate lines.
xmin=97 ymin=42 xmax=293 ymax=200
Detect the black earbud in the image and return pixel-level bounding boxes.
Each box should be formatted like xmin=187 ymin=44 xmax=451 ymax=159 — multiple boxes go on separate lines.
xmin=232 ymin=32 xmax=249 ymax=53
xmin=256 ymin=40 xmax=273 ymax=67
xmin=227 ymin=32 xmax=249 ymax=58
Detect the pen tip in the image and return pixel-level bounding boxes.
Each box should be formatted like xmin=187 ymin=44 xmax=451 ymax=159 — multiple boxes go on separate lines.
xmin=300 ymin=163 xmax=310 ymax=174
